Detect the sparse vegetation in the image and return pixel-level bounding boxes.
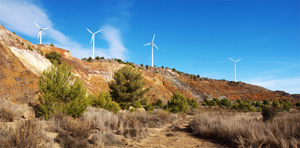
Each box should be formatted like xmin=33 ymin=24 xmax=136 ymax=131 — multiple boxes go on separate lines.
xmin=27 ymin=45 xmax=33 ymax=51
xmin=190 ymin=111 xmax=300 ymax=148
xmin=45 ymin=51 xmax=62 ymax=65
xmin=36 ymin=64 xmax=88 ymax=119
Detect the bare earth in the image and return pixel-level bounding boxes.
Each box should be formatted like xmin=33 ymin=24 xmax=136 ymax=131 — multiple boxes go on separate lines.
xmin=121 ymin=115 xmax=226 ymax=148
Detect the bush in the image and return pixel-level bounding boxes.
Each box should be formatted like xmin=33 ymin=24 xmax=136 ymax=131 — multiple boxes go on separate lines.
xmin=133 ymin=101 xmax=141 ymax=108
xmin=0 ymin=107 xmax=15 ymax=122
xmin=296 ymin=101 xmax=300 ymax=107
xmin=283 ymin=101 xmax=292 ymax=111
xmin=0 ymin=120 xmax=52 ymax=147
xmin=263 ymin=100 xmax=270 ymax=106
xmin=95 ymin=56 xmax=100 ymax=60
xmin=255 ymin=101 xmax=262 ymax=107
xmin=45 ymin=51 xmax=62 ymax=65
xmin=89 ymin=92 xmax=120 ymax=113
xmin=219 ymin=98 xmax=231 ymax=108
xmin=145 ymin=65 xmax=149 ymax=70
xmin=109 ymin=66 xmax=149 ymax=109
xmin=87 ymin=57 xmax=92 ymax=62
xmin=262 ymin=107 xmax=276 ymax=121
xmin=27 ymin=45 xmax=33 ymax=51
xmin=36 ymin=64 xmax=88 ymax=119
xmin=272 ymin=100 xmax=280 ymax=108
xmin=166 ymin=92 xmax=189 ymax=113
xmin=212 ymin=98 xmax=220 ymax=105
xmin=187 ymin=99 xmax=199 ymax=108
xmin=50 ymin=43 xmax=54 ymax=47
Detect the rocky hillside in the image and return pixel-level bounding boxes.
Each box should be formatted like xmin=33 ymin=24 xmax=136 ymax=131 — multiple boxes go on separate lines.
xmin=0 ymin=25 xmax=298 ymax=105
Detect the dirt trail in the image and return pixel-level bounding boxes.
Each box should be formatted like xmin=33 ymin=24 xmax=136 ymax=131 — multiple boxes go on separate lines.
xmin=126 ymin=115 xmax=225 ymax=148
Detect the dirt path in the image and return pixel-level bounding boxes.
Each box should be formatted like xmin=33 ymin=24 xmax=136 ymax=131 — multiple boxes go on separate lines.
xmin=126 ymin=115 xmax=225 ymax=148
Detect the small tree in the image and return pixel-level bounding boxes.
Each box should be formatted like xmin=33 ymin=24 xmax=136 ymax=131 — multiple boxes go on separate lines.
xmin=255 ymin=101 xmax=262 ymax=107
xmin=109 ymin=66 xmax=149 ymax=109
xmin=45 ymin=51 xmax=62 ymax=65
xmin=283 ymin=101 xmax=292 ymax=111
xmin=167 ymin=92 xmax=189 ymax=113
xmin=161 ymin=66 xmax=164 ymax=69
xmin=145 ymin=65 xmax=149 ymax=70
xmin=36 ymin=64 xmax=88 ymax=119
xmin=220 ymin=98 xmax=231 ymax=108
xmin=263 ymin=100 xmax=270 ymax=106
xmin=95 ymin=56 xmax=100 ymax=60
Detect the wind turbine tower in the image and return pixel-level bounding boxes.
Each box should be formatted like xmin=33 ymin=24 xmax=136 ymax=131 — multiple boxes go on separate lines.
xmin=34 ymin=22 xmax=48 ymax=44
xmin=144 ymin=34 xmax=159 ymax=67
xmin=229 ymin=57 xmax=241 ymax=82
xmin=87 ymin=28 xmax=102 ymax=59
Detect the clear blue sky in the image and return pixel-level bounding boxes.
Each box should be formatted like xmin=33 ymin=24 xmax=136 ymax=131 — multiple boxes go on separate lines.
xmin=0 ymin=0 xmax=299 ymax=94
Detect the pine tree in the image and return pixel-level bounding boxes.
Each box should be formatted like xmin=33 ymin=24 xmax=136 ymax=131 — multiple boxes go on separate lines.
xmin=109 ymin=66 xmax=149 ymax=109
xmin=37 ymin=64 xmax=88 ymax=119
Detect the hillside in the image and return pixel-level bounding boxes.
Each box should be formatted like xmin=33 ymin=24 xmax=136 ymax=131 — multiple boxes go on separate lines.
xmin=0 ymin=24 xmax=298 ymax=105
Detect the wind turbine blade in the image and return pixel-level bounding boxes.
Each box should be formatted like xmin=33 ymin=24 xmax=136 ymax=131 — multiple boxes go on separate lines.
xmin=229 ymin=57 xmax=234 ymax=62
xmin=236 ymin=58 xmax=242 ymax=62
xmin=42 ymin=28 xmax=49 ymax=30
xmin=143 ymin=43 xmax=151 ymax=46
xmin=34 ymin=22 xmax=40 ymax=29
xmin=90 ymin=36 xmax=93 ymax=44
xmin=95 ymin=29 xmax=102 ymax=34
xmin=153 ymin=43 xmax=159 ymax=50
xmin=87 ymin=28 xmax=93 ymax=34
xmin=152 ymin=34 xmax=156 ymax=43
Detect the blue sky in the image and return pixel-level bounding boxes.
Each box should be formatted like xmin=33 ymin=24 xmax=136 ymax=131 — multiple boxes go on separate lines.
xmin=0 ymin=0 xmax=299 ymax=94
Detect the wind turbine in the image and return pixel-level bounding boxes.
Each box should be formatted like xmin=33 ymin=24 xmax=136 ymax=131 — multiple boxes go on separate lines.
xmin=87 ymin=28 xmax=102 ymax=59
xmin=34 ymin=22 xmax=48 ymax=44
xmin=144 ymin=34 xmax=159 ymax=67
xmin=229 ymin=57 xmax=241 ymax=82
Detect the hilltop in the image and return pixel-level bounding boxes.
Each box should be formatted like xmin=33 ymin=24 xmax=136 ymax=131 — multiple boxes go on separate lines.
xmin=0 ymin=24 xmax=298 ymax=105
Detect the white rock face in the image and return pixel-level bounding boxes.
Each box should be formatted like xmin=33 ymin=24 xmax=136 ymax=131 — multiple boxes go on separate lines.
xmin=9 ymin=47 xmax=52 ymax=76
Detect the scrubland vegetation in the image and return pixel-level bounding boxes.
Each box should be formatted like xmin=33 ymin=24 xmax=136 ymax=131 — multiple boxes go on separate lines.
xmin=1 ymin=52 xmax=299 ymax=147
xmin=190 ymin=110 xmax=300 ymax=148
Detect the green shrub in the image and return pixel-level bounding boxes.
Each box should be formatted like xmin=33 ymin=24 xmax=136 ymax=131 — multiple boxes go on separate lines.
xmin=36 ymin=64 xmax=88 ymax=119
xmin=212 ymin=98 xmax=220 ymax=105
xmin=166 ymin=92 xmax=189 ymax=113
xmin=27 ymin=45 xmax=33 ymax=51
xmin=187 ymin=99 xmax=199 ymax=108
xmin=272 ymin=100 xmax=280 ymax=108
xmin=139 ymin=98 xmax=148 ymax=106
xmin=201 ymin=102 xmax=207 ymax=106
xmin=219 ymin=98 xmax=231 ymax=108
xmin=161 ymin=66 xmax=164 ymax=69
xmin=296 ymin=101 xmax=300 ymax=107
xmin=109 ymin=66 xmax=149 ymax=109
xmin=133 ymin=101 xmax=141 ymax=108
xmin=140 ymin=64 xmax=144 ymax=67
xmin=45 ymin=51 xmax=62 ymax=65
xmin=87 ymin=57 xmax=92 ymax=62
xmin=263 ymin=100 xmax=270 ymax=106
xmin=145 ymin=65 xmax=149 ymax=70
xmin=255 ymin=101 xmax=262 ymax=107
xmin=155 ymin=99 xmax=165 ymax=108
xmin=95 ymin=56 xmax=100 ymax=60
xmin=283 ymin=102 xmax=292 ymax=111
xmin=50 ymin=43 xmax=54 ymax=47
xmin=89 ymin=92 xmax=120 ymax=113
xmin=262 ymin=107 xmax=276 ymax=122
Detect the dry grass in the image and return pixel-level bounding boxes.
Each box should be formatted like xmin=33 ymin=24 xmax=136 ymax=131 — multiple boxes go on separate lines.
xmin=0 ymin=120 xmax=53 ymax=148
xmin=190 ymin=111 xmax=300 ymax=148
xmin=0 ymin=98 xmax=31 ymax=121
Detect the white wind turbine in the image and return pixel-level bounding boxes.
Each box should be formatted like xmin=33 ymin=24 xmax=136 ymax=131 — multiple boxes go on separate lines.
xmin=144 ymin=34 xmax=159 ymax=67
xmin=229 ymin=57 xmax=242 ymax=82
xmin=87 ymin=28 xmax=102 ymax=59
xmin=34 ymin=22 xmax=48 ymax=44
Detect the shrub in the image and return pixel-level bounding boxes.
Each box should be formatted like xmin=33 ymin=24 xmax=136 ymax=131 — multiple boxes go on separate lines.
xmin=219 ymin=98 xmax=231 ymax=108
xmin=27 ymin=45 xmax=33 ymax=51
xmin=36 ymin=64 xmax=88 ymax=119
xmin=155 ymin=99 xmax=165 ymax=108
xmin=0 ymin=120 xmax=53 ymax=147
xmin=272 ymin=100 xmax=280 ymax=108
xmin=283 ymin=101 xmax=292 ymax=111
xmin=45 ymin=51 xmax=62 ymax=65
xmin=140 ymin=64 xmax=144 ymax=67
xmin=133 ymin=101 xmax=141 ymax=108
xmin=109 ymin=66 xmax=149 ymax=109
xmin=296 ymin=101 xmax=300 ymax=107
xmin=166 ymin=92 xmax=189 ymax=113
xmin=161 ymin=66 xmax=164 ymax=69
xmin=212 ymin=98 xmax=220 ymax=105
xmin=95 ymin=56 xmax=100 ymax=60
xmin=187 ymin=99 xmax=199 ymax=108
xmin=50 ymin=43 xmax=54 ymax=47
xmin=145 ymin=65 xmax=149 ymax=70
xmin=0 ymin=107 xmax=15 ymax=122
xmin=89 ymin=92 xmax=120 ymax=113
xmin=263 ymin=100 xmax=270 ymax=106
xmin=87 ymin=57 xmax=92 ymax=62
xmin=262 ymin=107 xmax=276 ymax=121
xmin=255 ymin=101 xmax=262 ymax=107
